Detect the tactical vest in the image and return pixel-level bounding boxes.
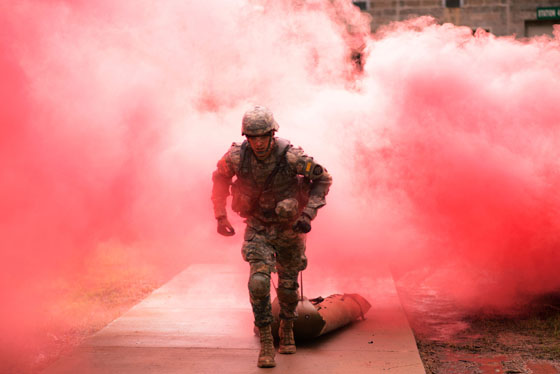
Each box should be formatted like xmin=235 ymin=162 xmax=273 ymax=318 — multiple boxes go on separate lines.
xmin=231 ymin=138 xmax=308 ymax=220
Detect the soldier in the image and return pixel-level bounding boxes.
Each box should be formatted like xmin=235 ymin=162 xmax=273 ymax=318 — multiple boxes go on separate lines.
xmin=211 ymin=105 xmax=332 ymax=368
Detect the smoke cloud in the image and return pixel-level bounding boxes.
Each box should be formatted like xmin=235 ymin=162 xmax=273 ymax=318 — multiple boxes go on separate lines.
xmin=1 ymin=0 xmax=560 ymax=368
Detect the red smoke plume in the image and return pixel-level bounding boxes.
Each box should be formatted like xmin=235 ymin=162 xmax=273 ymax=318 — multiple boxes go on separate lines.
xmin=1 ymin=0 xmax=560 ymax=369
xmin=352 ymin=19 xmax=560 ymax=309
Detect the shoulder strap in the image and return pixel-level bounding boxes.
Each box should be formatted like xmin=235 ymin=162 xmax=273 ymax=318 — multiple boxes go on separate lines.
xmin=275 ymin=138 xmax=291 ymax=154
xmin=239 ymin=140 xmax=252 ymax=179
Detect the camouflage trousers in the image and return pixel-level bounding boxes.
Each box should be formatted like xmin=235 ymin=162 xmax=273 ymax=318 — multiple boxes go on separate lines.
xmin=242 ymin=222 xmax=307 ymax=328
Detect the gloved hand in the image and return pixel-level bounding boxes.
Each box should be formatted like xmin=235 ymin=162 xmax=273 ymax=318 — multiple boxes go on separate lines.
xmin=217 ymin=216 xmax=235 ymax=236
xmin=292 ymin=213 xmax=311 ymax=233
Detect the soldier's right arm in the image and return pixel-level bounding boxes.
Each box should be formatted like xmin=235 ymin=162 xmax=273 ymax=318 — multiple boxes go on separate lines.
xmin=212 ymin=143 xmax=243 ymax=219
xmin=211 ymin=148 xmax=236 ymax=219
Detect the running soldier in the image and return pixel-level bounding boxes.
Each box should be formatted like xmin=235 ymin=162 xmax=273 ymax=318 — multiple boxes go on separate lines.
xmin=211 ymin=105 xmax=332 ymax=368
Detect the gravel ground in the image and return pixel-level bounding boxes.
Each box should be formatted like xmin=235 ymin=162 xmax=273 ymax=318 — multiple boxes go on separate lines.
xmin=408 ymin=293 xmax=560 ymax=373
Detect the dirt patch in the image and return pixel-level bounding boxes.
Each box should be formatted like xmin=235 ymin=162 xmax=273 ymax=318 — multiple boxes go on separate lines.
xmin=412 ymin=295 xmax=560 ymax=374
xmin=1 ymin=245 xmax=170 ymax=374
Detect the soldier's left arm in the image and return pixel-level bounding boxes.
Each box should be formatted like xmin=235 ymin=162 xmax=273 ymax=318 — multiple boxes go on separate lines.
xmin=287 ymin=147 xmax=333 ymax=220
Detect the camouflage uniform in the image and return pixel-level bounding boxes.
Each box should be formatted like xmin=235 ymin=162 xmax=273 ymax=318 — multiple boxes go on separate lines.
xmin=212 ymin=137 xmax=332 ymax=327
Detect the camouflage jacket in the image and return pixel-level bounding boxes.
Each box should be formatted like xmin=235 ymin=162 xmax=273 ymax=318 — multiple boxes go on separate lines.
xmin=211 ymin=137 xmax=332 ymax=225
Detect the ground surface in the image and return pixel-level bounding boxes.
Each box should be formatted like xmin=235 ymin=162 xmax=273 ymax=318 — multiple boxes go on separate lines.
xmin=398 ymin=285 xmax=560 ymax=374
xmin=6 ymin=257 xmax=560 ymax=374
xmin=40 ymin=264 xmax=425 ymax=374
xmin=3 ymin=246 xmax=166 ymax=374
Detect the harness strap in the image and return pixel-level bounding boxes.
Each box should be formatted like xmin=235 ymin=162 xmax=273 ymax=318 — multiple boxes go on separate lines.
xmin=239 ymin=140 xmax=252 ymax=179
xmin=238 ymin=138 xmax=291 ymax=189
xmin=261 ymin=140 xmax=290 ymax=193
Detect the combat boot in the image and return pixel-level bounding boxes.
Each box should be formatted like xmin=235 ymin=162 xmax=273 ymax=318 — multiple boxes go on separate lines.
xmin=278 ymin=319 xmax=296 ymax=354
xmin=257 ymin=325 xmax=276 ymax=368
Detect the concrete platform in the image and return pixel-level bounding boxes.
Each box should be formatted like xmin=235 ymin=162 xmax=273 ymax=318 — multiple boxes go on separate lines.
xmin=42 ymin=264 xmax=425 ymax=374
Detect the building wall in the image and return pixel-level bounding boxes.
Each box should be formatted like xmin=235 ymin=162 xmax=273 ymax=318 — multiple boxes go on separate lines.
xmin=361 ymin=0 xmax=560 ymax=36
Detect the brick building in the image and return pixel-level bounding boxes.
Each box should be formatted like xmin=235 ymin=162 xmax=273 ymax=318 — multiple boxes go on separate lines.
xmin=352 ymin=0 xmax=560 ymax=37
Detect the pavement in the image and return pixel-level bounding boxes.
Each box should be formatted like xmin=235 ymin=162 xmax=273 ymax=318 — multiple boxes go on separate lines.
xmin=42 ymin=264 xmax=426 ymax=374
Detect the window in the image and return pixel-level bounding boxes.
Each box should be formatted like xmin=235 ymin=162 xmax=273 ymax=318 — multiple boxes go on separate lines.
xmin=471 ymin=27 xmax=491 ymax=35
xmin=444 ymin=0 xmax=461 ymax=8
xmin=352 ymin=1 xmax=367 ymax=11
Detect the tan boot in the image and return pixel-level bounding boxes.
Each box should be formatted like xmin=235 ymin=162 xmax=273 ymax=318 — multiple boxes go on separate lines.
xmin=257 ymin=325 xmax=276 ymax=368
xmin=278 ymin=319 xmax=296 ymax=354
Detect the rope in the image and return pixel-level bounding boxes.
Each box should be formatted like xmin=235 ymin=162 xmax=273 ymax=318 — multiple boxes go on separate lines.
xmin=300 ymin=271 xmax=304 ymax=301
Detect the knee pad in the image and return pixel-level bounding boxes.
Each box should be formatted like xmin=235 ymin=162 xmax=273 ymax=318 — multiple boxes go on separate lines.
xmin=277 ymin=279 xmax=299 ymax=304
xmin=248 ymin=273 xmax=270 ymax=298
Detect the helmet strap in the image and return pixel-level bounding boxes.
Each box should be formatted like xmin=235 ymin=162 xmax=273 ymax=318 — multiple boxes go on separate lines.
xmin=264 ymin=133 xmax=274 ymax=152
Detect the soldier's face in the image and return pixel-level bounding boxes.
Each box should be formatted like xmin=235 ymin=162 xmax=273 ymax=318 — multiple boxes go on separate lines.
xmin=247 ymin=134 xmax=273 ymax=159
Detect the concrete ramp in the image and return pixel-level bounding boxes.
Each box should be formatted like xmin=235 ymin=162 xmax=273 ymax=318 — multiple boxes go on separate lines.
xmin=42 ymin=264 xmax=425 ymax=374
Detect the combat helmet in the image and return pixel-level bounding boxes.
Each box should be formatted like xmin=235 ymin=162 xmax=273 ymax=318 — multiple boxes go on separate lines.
xmin=241 ymin=105 xmax=279 ymax=136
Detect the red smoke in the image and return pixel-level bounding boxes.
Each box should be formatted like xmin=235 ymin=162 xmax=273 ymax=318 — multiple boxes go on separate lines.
xmin=352 ymin=19 xmax=560 ymax=308
xmin=1 ymin=0 xmax=560 ymax=370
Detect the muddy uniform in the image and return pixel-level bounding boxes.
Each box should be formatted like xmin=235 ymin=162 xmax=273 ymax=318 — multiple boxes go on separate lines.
xmin=212 ymin=138 xmax=331 ymax=327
